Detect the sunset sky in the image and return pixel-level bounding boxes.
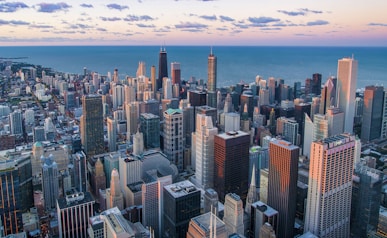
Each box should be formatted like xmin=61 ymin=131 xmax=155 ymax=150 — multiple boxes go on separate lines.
xmin=1 ymin=0 xmax=387 ymax=46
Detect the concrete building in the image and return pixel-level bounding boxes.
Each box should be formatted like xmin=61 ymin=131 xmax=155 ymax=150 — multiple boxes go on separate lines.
xmin=163 ymin=108 xmax=184 ymax=172
xmin=41 ymin=154 xmax=59 ymax=210
xmin=223 ymin=193 xmax=244 ymax=236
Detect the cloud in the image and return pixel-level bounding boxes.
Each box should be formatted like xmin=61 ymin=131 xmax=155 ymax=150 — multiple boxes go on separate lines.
xmin=306 ymin=20 xmax=329 ymax=26
xmin=80 ymin=3 xmax=93 ymax=8
xmin=300 ymin=8 xmax=323 ymax=14
xmin=368 ymin=22 xmax=387 ymax=27
xmin=175 ymin=22 xmax=208 ymax=29
xmin=248 ymin=17 xmax=280 ymax=25
xmin=261 ymin=27 xmax=282 ymax=31
xmin=219 ymin=15 xmax=234 ymax=22
xmin=0 ymin=2 xmax=28 ymax=12
xmin=100 ymin=17 xmax=121 ymax=21
xmin=36 ymin=2 xmax=71 ymax=13
xmin=216 ymin=27 xmax=227 ymax=31
xmin=106 ymin=3 xmax=128 ymax=11
xmin=124 ymin=14 xmax=155 ymax=22
xmin=29 ymin=24 xmax=53 ymax=28
xmin=295 ymin=33 xmax=316 ymax=37
xmin=154 ymin=27 xmax=171 ymax=32
xmin=96 ymin=28 xmax=107 ymax=32
xmin=136 ymin=23 xmax=155 ymax=28
xmin=0 ymin=19 xmax=29 ymax=25
xmin=199 ymin=15 xmax=217 ymax=21
xmin=277 ymin=10 xmax=305 ymax=16
xmin=233 ymin=22 xmax=249 ymax=29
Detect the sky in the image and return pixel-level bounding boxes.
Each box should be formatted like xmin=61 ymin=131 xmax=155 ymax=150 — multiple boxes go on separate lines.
xmin=1 ymin=0 xmax=387 ymax=46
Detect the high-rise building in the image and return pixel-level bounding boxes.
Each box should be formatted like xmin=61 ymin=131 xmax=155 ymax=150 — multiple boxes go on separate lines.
xmin=282 ymin=118 xmax=299 ymax=146
xmin=90 ymin=158 xmax=106 ymax=198
xmin=203 ymin=188 xmax=219 ymax=215
xmin=158 ymin=47 xmax=168 ymax=91
xmin=163 ymin=108 xmax=184 ymax=172
xmin=0 ymin=154 xmax=33 ymax=236
xmin=194 ymin=114 xmax=218 ymax=189
xmin=319 ymin=76 xmax=336 ymax=115
xmin=361 ymin=85 xmax=384 ymax=142
xmin=112 ymin=84 xmax=124 ymax=109
xmin=106 ymin=168 xmax=124 ymax=210
xmin=223 ymin=193 xmax=244 ymax=236
xmin=163 ymin=180 xmax=201 ymax=238
xmin=132 ymin=130 xmax=144 ymax=156
xmin=163 ymin=77 xmax=173 ymax=99
xmin=125 ymin=102 xmax=138 ymax=139
xmin=304 ymin=134 xmax=355 ymax=237
xmin=142 ymin=175 xmax=172 ymax=238
xmin=107 ymin=117 xmax=117 ymax=152
xmin=326 ymin=107 xmax=344 ymax=136
xmin=80 ymin=95 xmax=104 ymax=157
xmin=151 ymin=65 xmax=157 ymax=94
xmin=267 ymin=139 xmax=299 ymax=238
xmin=249 ymin=201 xmax=278 ymax=238
xmin=382 ymin=88 xmax=387 ymax=139
xmin=140 ymin=113 xmax=160 ymax=149
xmin=337 ymin=57 xmax=358 ymax=133
xmin=245 ymin=164 xmax=258 ymax=215
xmin=9 ymin=110 xmax=23 ymax=136
xmin=351 ymin=163 xmax=382 ymax=237
xmin=214 ymin=131 xmax=249 ymax=203
xmin=57 ymin=190 xmax=95 ymax=238
xmin=171 ymin=62 xmax=181 ymax=86
xmin=207 ymin=49 xmax=217 ymax=108
xmin=187 ymin=212 xmax=227 ymax=238
xmin=124 ymin=85 xmax=136 ymax=104
xmin=72 ymin=151 xmax=88 ymax=193
xmin=41 ymin=154 xmax=59 ymax=210
xmin=312 ymin=73 xmax=322 ymax=96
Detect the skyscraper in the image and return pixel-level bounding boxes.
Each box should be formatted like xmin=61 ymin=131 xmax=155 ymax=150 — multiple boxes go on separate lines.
xmin=382 ymin=88 xmax=387 ymax=139
xmin=163 ymin=108 xmax=184 ymax=172
xmin=304 ymin=134 xmax=355 ymax=237
xmin=80 ymin=95 xmax=104 ymax=157
xmin=223 ymin=193 xmax=244 ymax=236
xmin=214 ymin=131 xmax=250 ymax=203
xmin=157 ymin=47 xmax=168 ymax=91
xmin=9 ymin=110 xmax=23 ymax=136
xmin=0 ymin=154 xmax=33 ymax=236
xmin=171 ymin=62 xmax=181 ymax=86
xmin=106 ymin=168 xmax=124 ymax=210
xmin=337 ymin=57 xmax=358 ymax=133
xmin=140 ymin=113 xmax=160 ymax=149
xmin=249 ymin=201 xmax=278 ymax=238
xmin=194 ymin=114 xmax=218 ymax=189
xmin=125 ymin=102 xmax=138 ymax=139
xmin=164 ymin=181 xmax=201 ymax=238
xmin=207 ymin=49 xmax=217 ymax=108
xmin=319 ymin=76 xmax=336 ymax=115
xmin=42 ymin=154 xmax=59 ymax=210
xmin=351 ymin=163 xmax=382 ymax=237
xmin=107 ymin=117 xmax=117 ymax=152
xmin=361 ymin=85 xmax=384 ymax=142
xmin=268 ymin=139 xmax=299 ymax=238
xmin=112 ymin=83 xmax=124 ymax=109
xmin=187 ymin=212 xmax=227 ymax=238
xmin=312 ymin=73 xmax=322 ymax=96
xmin=57 ymin=190 xmax=95 ymax=238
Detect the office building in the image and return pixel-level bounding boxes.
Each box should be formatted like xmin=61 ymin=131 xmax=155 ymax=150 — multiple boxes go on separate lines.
xmin=112 ymin=83 xmax=124 ymax=109
xmin=194 ymin=114 xmax=218 ymax=189
xmin=33 ymin=126 xmax=45 ymax=142
xmin=214 ymin=131 xmax=249 ymax=203
xmin=337 ymin=57 xmax=358 ymax=133
xmin=163 ymin=77 xmax=173 ymax=99
xmin=304 ymin=134 xmax=355 ymax=237
xmin=163 ymin=180 xmax=201 ymax=238
xmin=312 ymin=73 xmax=322 ymax=96
xmin=57 ymin=190 xmax=95 ymax=238
xmin=259 ymin=223 xmax=277 ymax=238
xmin=361 ymin=85 xmax=384 ymax=142
xmin=187 ymin=212 xmax=227 ymax=238
xmin=107 ymin=117 xmax=117 ymax=152
xmin=106 ymin=168 xmax=124 ymax=210
xmin=72 ymin=151 xmax=88 ymax=193
xmin=196 ymin=105 xmax=218 ymax=129
xmin=163 ymin=108 xmax=184 ymax=172
xmin=326 ymin=107 xmax=344 ymax=136
xmin=142 ymin=175 xmax=172 ymax=238
xmin=103 ymin=152 xmax=120 ymax=188
xmin=42 ymin=154 xmax=59 ymax=210
xmin=203 ymin=188 xmax=219 ymax=215
xmin=90 ymin=158 xmax=106 ymax=198
xmin=158 ymin=47 xmax=168 ymax=91
xmin=245 ymin=164 xmax=258 ymax=215
xmin=250 ymin=201 xmax=278 ymax=238
xmin=124 ymin=85 xmax=136 ymax=104
xmin=319 ymin=77 xmax=337 ymax=115
xmin=9 ymin=110 xmax=23 ymax=136
xmin=351 ymin=164 xmax=382 ymax=237
xmin=171 ymin=62 xmax=181 ymax=85
xmin=119 ymin=156 xmax=142 ymax=207
xmin=140 ymin=113 xmax=160 ymax=149
xmin=0 ymin=154 xmax=33 ymax=236
xmin=268 ymin=139 xmax=299 ymax=238
xmin=80 ymin=95 xmax=104 ymax=157
xmin=125 ymin=102 xmax=138 ymax=139
xmin=188 ymin=90 xmax=207 ymax=107
xmin=223 ymin=193 xmax=244 ymax=236
xmin=207 ymin=49 xmax=217 ymax=108
xmin=283 ymin=118 xmax=299 ymax=146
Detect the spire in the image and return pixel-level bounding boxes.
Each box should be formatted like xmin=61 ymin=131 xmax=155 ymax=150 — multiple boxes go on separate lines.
xmin=251 ymin=163 xmax=256 ymax=187
xmin=245 ymin=163 xmax=257 ymax=214
xmin=110 ymin=168 xmax=120 ymax=197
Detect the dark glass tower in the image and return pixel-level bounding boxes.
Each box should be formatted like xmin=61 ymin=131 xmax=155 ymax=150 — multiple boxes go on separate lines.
xmin=80 ymin=95 xmax=104 ymax=157
xmin=312 ymin=73 xmax=322 ymax=95
xmin=158 ymin=47 xmax=168 ymax=91
xmin=361 ymin=85 xmax=384 ymax=142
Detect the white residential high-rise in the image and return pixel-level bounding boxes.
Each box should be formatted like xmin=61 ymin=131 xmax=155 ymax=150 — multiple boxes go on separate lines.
xmin=163 ymin=108 xmax=184 ymax=172
xmin=337 ymin=57 xmax=358 ymax=133
xmin=163 ymin=77 xmax=172 ymax=99
xmin=112 ymin=84 xmax=124 ymax=109
xmin=304 ymin=134 xmax=355 ymax=237
xmin=195 ymin=114 xmax=218 ymax=189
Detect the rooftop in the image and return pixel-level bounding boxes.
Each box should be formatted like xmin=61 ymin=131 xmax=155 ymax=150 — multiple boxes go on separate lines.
xmin=57 ymin=191 xmax=94 ymax=209
xmin=164 ymin=180 xmax=198 ymax=198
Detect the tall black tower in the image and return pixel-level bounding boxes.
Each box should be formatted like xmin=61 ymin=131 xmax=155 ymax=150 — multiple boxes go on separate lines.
xmin=158 ymin=47 xmax=168 ymax=91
